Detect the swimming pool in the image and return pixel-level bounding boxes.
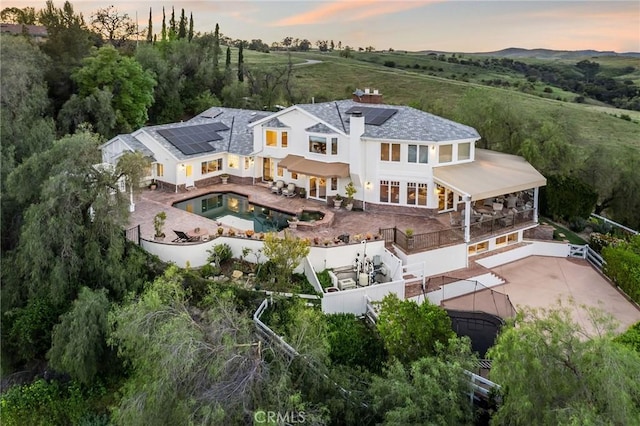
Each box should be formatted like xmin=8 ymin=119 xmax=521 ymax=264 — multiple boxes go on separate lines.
xmin=172 ymin=192 xmax=323 ymax=232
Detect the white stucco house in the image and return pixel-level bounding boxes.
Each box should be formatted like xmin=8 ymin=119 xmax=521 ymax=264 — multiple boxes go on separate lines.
xmin=102 ymin=88 xmax=546 ymax=252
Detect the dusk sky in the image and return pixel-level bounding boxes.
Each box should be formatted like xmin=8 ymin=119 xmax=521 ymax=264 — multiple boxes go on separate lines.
xmin=5 ymin=0 xmax=640 ymax=52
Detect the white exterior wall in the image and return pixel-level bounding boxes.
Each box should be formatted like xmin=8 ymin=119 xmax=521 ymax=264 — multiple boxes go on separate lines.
xmin=321 ymin=279 xmax=405 ymax=315
xmin=476 ymin=240 xmax=570 ymax=268
xmin=395 ymin=243 xmax=468 ymax=276
xmin=101 ymin=138 xmax=129 ymax=164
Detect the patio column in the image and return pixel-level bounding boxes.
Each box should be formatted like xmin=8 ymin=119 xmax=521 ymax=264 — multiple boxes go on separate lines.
xmin=533 ymin=187 xmax=539 ymax=222
xmin=129 ymin=186 xmax=135 ymax=212
xmin=463 ymin=196 xmax=471 ymax=242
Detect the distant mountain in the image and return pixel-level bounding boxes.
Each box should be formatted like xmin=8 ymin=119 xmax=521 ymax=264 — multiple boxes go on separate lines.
xmin=467 ymin=47 xmax=640 ymax=59
xmin=418 ymin=47 xmax=640 ymax=59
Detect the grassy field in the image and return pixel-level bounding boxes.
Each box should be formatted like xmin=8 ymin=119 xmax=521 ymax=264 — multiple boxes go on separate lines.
xmin=284 ymin=52 xmax=639 ymax=155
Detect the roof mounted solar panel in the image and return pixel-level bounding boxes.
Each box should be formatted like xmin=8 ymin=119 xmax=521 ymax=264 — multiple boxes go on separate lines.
xmin=248 ymin=114 xmax=267 ymax=123
xmin=157 ymin=122 xmax=228 ymax=155
xmin=345 ymin=106 xmax=398 ymax=126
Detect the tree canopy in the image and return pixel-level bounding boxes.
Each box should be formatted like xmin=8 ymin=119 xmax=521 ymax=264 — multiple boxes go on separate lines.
xmin=67 ymin=45 xmax=156 ymax=135
xmin=488 ymin=303 xmax=640 ymax=425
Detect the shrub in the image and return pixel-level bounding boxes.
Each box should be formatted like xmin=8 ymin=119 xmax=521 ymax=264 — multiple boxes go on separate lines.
xmin=316 ymin=269 xmax=333 ymax=288
xmin=568 ymin=216 xmax=587 ymax=232
xmin=207 ymin=243 xmax=232 ymax=265
xmin=602 ymin=235 xmax=640 ymax=304
xmin=539 ymin=175 xmax=597 ymax=222
xmin=326 ymin=313 xmax=387 ymax=372
xmin=615 ymin=321 xmax=640 ymax=353
xmin=383 ymin=60 xmax=395 ymax=68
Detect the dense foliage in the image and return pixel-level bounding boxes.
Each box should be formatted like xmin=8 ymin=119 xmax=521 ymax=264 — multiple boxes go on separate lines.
xmin=488 ymin=304 xmax=640 ymax=425
xmin=602 ymin=235 xmax=640 ymax=304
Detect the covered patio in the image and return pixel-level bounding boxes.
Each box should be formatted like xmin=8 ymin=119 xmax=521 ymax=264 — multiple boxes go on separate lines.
xmin=434 ymin=149 xmax=547 ymax=242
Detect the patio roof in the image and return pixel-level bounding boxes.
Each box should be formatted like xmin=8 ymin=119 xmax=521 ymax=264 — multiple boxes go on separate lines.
xmin=278 ymin=154 xmax=350 ymax=178
xmin=433 ymin=149 xmax=546 ymax=201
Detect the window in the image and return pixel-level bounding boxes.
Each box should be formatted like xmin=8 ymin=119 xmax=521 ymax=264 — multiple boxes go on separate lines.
xmin=439 ymin=144 xmax=453 ymax=163
xmin=244 ymin=157 xmax=251 ymax=170
xmin=201 ymin=159 xmax=222 ymax=174
xmin=228 ymin=154 xmax=239 ymax=169
xmin=309 ymin=135 xmax=327 ymax=154
xmin=407 ymin=182 xmax=428 ymax=206
xmin=507 ymin=232 xmax=518 ymax=244
xmin=408 ymin=145 xmax=429 ymax=164
xmin=331 ymin=178 xmax=337 ymax=191
xmin=496 ymin=235 xmax=508 ymax=247
xmin=380 ymin=180 xmax=400 ymax=203
xmin=266 ymin=130 xmax=277 ymax=147
xmin=468 ymin=241 xmax=489 ymax=255
xmin=277 ymin=167 xmax=284 ymax=177
xmin=458 ymin=142 xmax=471 ymax=161
xmin=291 ymin=172 xmax=298 ymax=179
xmin=331 ymin=137 xmax=338 ymax=155
xmin=282 ymin=131 xmax=288 ymax=148
xmin=156 ymin=163 xmax=164 ymax=177
xmin=381 ymin=143 xmax=400 ymax=162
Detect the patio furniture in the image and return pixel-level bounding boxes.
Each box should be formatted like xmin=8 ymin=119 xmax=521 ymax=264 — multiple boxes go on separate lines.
xmin=270 ymin=180 xmax=284 ymax=194
xmin=172 ymin=230 xmax=198 ymax=242
xmin=499 ymin=213 xmax=515 ymax=227
xmin=282 ymin=183 xmax=297 ymax=197
xmin=507 ymin=195 xmax=518 ymax=209
xmin=493 ymin=202 xmax=504 ymax=212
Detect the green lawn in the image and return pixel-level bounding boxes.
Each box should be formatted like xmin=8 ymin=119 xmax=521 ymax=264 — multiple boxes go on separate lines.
xmin=539 ymin=218 xmax=588 ymax=245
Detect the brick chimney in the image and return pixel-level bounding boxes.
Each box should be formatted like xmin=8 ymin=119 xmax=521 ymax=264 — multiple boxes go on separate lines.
xmin=352 ymin=88 xmax=383 ymax=104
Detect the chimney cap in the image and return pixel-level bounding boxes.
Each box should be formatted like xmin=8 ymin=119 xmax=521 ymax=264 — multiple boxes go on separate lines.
xmin=350 ymin=110 xmax=363 ymax=117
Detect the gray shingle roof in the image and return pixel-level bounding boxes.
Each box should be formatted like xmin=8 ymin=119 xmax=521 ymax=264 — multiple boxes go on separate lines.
xmin=131 ymin=107 xmax=261 ymax=161
xmin=115 ymin=100 xmax=480 ymax=161
xmin=297 ymin=100 xmax=480 ymax=142
xmin=119 ymin=134 xmax=155 ymax=159
xmin=305 ymin=122 xmax=335 ymax=134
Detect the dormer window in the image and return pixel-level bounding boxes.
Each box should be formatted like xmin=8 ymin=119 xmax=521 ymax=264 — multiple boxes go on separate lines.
xmin=266 ymin=129 xmax=288 ymax=148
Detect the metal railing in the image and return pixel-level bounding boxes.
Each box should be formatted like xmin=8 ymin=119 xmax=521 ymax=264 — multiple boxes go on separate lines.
xmin=590 ymin=213 xmax=638 ymax=236
xmin=124 ymin=224 xmax=141 ymax=245
xmin=379 ymin=226 xmax=464 ymax=253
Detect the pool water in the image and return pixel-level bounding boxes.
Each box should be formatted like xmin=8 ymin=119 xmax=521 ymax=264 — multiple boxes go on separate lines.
xmin=172 ymin=192 xmax=322 ymax=232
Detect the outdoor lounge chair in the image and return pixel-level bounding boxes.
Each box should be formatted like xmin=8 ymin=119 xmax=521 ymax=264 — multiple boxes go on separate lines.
xmin=270 ymin=180 xmax=285 ymax=194
xmin=282 ymin=183 xmax=297 ymax=197
xmin=172 ymin=230 xmax=198 ymax=242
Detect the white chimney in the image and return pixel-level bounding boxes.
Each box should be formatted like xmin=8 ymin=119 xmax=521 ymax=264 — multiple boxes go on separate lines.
xmin=373 ymin=89 xmax=379 ymax=95
xmin=364 ymin=88 xmax=370 ymax=94
xmin=349 ymin=110 xmax=365 ymax=192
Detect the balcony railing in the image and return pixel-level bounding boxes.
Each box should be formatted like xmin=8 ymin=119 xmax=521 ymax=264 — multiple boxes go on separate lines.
xmin=380 ymin=208 xmax=536 ymax=253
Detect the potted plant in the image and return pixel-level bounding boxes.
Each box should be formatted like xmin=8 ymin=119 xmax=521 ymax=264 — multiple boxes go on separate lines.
xmin=217 ymin=227 xmax=224 ymax=236
xmin=245 ymin=229 xmax=255 ymax=238
xmin=153 ymin=212 xmax=167 ymax=240
xmin=405 ymin=228 xmax=414 ymax=249
xmin=149 ymin=179 xmax=158 ymax=190
xmin=287 ymin=216 xmax=299 ymax=230
xmin=344 ymin=181 xmax=357 ymax=211
xmin=220 ymin=173 xmax=229 ymax=184
xmin=334 ymin=194 xmax=343 ymax=209
xmin=299 ymin=187 xmax=307 ymax=198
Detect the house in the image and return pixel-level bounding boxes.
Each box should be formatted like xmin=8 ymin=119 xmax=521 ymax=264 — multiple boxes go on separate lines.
xmin=102 ymin=88 xmax=545 ymax=252
xmin=1 ymin=24 xmax=48 ymax=43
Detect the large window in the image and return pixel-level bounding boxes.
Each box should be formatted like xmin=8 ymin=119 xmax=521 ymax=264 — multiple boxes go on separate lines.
xmin=309 ymin=135 xmax=327 ymax=154
xmin=458 ymin=142 xmax=471 ymax=161
xmin=439 ymin=144 xmax=453 ymax=163
xmin=227 ymin=154 xmax=239 ymax=169
xmin=331 ymin=137 xmax=338 ymax=155
xmin=282 ymin=131 xmax=288 ymax=148
xmin=201 ymin=159 xmax=223 ymax=174
xmin=380 ymin=180 xmax=400 ymax=203
xmin=266 ymin=130 xmax=277 ymax=147
xmin=407 ymin=182 xmax=428 ymax=206
xmin=408 ymin=145 xmax=429 ymax=164
xmin=156 ymin=163 xmax=164 ymax=177
xmin=381 ymin=143 xmax=400 ymax=162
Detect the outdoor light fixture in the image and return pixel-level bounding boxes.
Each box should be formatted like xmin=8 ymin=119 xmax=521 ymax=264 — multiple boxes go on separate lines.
xmin=365 ymin=181 xmax=372 ymax=190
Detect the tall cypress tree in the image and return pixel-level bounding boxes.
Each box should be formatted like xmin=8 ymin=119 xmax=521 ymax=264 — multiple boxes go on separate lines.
xmin=178 ymin=8 xmax=186 ymax=39
xmin=169 ymin=6 xmax=176 ymax=40
xmin=237 ymin=42 xmax=244 ymax=82
xmin=161 ymin=7 xmax=166 ymax=41
xmin=146 ymin=8 xmax=153 ymax=43
xmin=188 ymin=13 xmax=194 ymax=41
xmin=224 ymin=46 xmax=233 ymax=85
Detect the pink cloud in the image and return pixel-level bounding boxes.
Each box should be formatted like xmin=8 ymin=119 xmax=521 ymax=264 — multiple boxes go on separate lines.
xmin=272 ymin=0 xmax=437 ymax=27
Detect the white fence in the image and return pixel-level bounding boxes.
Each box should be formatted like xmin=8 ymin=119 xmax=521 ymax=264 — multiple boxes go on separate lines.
xmin=321 ymin=279 xmax=405 ymax=315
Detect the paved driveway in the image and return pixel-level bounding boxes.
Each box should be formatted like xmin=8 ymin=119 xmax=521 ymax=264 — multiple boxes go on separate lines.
xmin=491 ymin=256 xmax=640 ymax=334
